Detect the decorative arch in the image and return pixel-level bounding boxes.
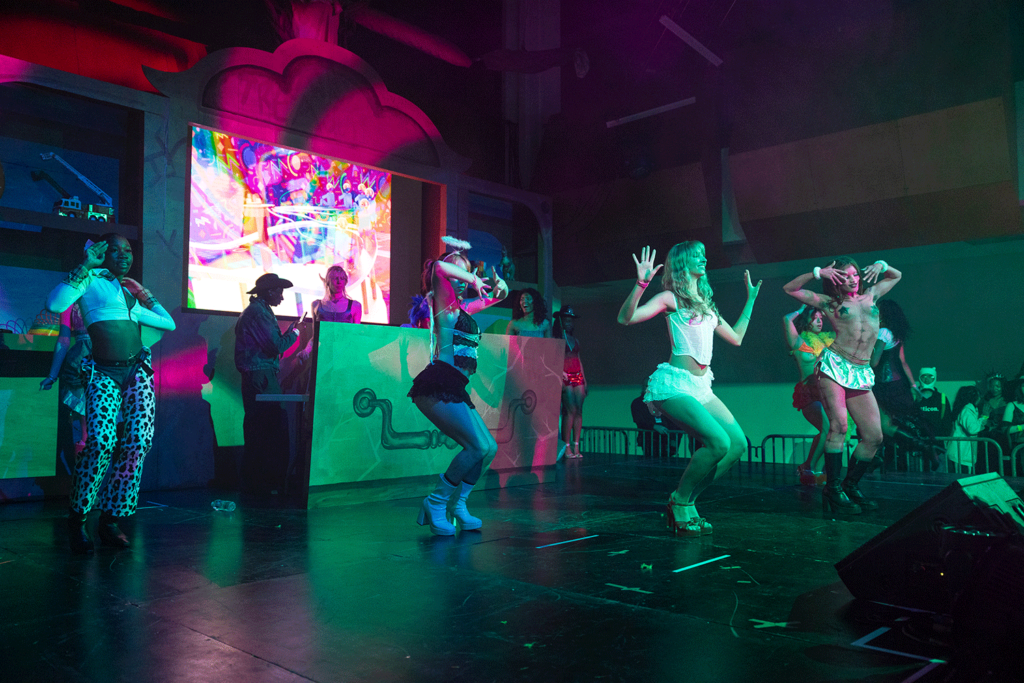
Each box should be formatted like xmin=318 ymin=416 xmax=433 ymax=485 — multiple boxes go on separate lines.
xmin=144 ymin=38 xmax=471 ymax=179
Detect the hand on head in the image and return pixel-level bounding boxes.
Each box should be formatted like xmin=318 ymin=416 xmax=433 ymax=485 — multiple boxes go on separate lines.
xmin=819 ymin=261 xmax=848 ymax=285
xmin=862 ymin=261 xmax=884 ymax=284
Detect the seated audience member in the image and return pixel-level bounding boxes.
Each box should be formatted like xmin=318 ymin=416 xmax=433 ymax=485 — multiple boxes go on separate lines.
xmin=1002 ymin=381 xmax=1024 ymax=473
xmin=946 ymin=386 xmax=986 ymax=474
xmin=979 ymin=373 xmax=1009 ymax=473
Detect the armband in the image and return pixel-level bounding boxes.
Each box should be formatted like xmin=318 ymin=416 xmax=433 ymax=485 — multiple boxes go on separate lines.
xmin=65 ymin=265 xmax=90 ymax=287
xmin=137 ymin=289 xmax=157 ymax=309
xmin=812 ymin=267 xmax=821 ymax=280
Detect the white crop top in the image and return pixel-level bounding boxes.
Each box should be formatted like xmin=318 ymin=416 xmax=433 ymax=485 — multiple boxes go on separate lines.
xmin=47 ymin=268 xmax=176 ymax=331
xmin=666 ymin=308 xmax=718 ymax=365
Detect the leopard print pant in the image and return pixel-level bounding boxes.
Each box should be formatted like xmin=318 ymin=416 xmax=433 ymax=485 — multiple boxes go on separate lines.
xmin=70 ymin=362 xmax=155 ymax=517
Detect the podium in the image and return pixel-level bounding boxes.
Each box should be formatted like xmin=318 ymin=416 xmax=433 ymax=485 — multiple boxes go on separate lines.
xmin=304 ymin=323 xmax=565 ymax=508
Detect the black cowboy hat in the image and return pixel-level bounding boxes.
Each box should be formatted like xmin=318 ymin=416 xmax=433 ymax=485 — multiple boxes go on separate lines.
xmin=247 ymin=273 xmax=294 ymax=294
xmin=555 ymin=306 xmax=579 ymax=318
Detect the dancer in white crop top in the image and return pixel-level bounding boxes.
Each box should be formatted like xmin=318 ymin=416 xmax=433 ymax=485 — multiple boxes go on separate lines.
xmin=618 ymin=242 xmax=760 ymax=538
xmin=45 ymin=234 xmax=175 ymax=554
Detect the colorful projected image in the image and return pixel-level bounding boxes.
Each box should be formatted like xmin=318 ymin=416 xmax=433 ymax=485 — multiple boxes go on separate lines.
xmin=186 ymin=126 xmax=391 ymax=322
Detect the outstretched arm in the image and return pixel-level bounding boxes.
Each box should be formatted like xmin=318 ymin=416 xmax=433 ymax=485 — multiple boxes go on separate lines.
xmin=716 ymin=270 xmax=761 ymax=346
xmin=617 ymin=246 xmax=668 ymax=325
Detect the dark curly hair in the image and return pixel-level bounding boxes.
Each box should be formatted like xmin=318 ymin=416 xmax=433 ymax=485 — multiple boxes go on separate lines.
xmin=511 ymin=288 xmax=548 ymax=326
xmin=793 ymin=306 xmax=823 ymax=334
xmin=951 ymin=385 xmax=980 ymax=418
xmin=877 ymin=299 xmax=911 ymax=343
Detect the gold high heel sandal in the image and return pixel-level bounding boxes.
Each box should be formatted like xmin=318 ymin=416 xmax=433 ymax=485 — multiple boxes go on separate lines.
xmin=666 ymin=493 xmax=706 ymax=537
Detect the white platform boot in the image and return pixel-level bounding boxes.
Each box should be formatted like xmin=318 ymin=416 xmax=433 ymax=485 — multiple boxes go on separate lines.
xmin=416 ymin=475 xmax=457 ymax=535
xmin=447 ymin=482 xmax=482 ymax=530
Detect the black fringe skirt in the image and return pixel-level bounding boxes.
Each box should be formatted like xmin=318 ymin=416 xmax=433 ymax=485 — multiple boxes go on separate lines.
xmin=408 ymin=360 xmax=475 ymax=409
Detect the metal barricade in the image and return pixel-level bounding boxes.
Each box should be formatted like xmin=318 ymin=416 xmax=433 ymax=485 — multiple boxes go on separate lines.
xmin=581 ymin=427 xmax=762 ymax=465
xmin=756 ymin=434 xmax=1006 ymax=478
xmin=580 ymin=426 xmax=697 ymax=460
xmin=1010 ymin=443 xmax=1024 ymax=478
xmin=758 ymin=434 xmax=855 ymax=468
xmin=578 ymin=429 xmax=1017 ymax=480
xmin=930 ymin=436 xmax=1004 ymax=476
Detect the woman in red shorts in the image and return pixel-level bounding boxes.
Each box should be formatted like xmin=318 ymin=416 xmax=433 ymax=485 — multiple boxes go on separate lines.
xmin=554 ymin=306 xmax=586 ymax=458
xmin=783 ymin=306 xmax=834 ymax=485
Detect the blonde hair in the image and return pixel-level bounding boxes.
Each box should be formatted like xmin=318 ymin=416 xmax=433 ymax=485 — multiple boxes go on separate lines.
xmin=662 ymin=241 xmax=717 ymax=319
xmin=322 ymin=265 xmax=349 ymax=298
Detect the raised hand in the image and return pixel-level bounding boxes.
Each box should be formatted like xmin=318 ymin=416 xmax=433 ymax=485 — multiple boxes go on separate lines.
xmin=82 ymin=240 xmax=107 ymax=269
xmin=745 ymin=270 xmax=762 ymax=298
xmin=489 ymin=266 xmax=508 ymax=298
xmin=632 ymin=246 xmax=663 ymax=286
xmin=473 ymin=272 xmax=492 ymax=297
xmin=862 ymin=261 xmax=885 ymax=284
xmin=818 ymin=261 xmax=847 ymax=285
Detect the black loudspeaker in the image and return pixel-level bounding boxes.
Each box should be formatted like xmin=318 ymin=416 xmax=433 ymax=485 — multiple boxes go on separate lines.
xmin=835 ymin=472 xmax=1024 ymax=613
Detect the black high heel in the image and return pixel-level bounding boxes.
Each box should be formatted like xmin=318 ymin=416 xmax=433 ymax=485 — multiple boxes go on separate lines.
xmin=97 ymin=512 xmax=131 ymax=548
xmin=822 ymin=485 xmax=862 ymax=515
xmin=842 ymin=458 xmax=879 ymax=511
xmin=67 ymin=508 xmax=94 ymax=555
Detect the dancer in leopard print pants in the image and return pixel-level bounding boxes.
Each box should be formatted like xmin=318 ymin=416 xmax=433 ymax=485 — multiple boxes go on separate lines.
xmin=47 ymin=234 xmax=175 ymax=553
xmin=72 ymin=353 xmax=156 ymax=517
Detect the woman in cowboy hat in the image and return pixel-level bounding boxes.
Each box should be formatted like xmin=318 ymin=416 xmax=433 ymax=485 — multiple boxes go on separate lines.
xmin=554 ymin=306 xmax=587 ymax=458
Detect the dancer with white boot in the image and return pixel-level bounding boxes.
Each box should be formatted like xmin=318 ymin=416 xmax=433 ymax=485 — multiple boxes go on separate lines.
xmin=408 ymin=237 xmax=508 ymax=535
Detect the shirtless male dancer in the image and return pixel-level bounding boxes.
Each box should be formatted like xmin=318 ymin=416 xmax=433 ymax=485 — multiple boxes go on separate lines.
xmin=784 ymin=257 xmax=901 ymax=514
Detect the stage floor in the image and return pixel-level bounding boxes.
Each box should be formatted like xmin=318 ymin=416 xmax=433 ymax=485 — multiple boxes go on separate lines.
xmin=1 ymin=456 xmax=1017 ymax=683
